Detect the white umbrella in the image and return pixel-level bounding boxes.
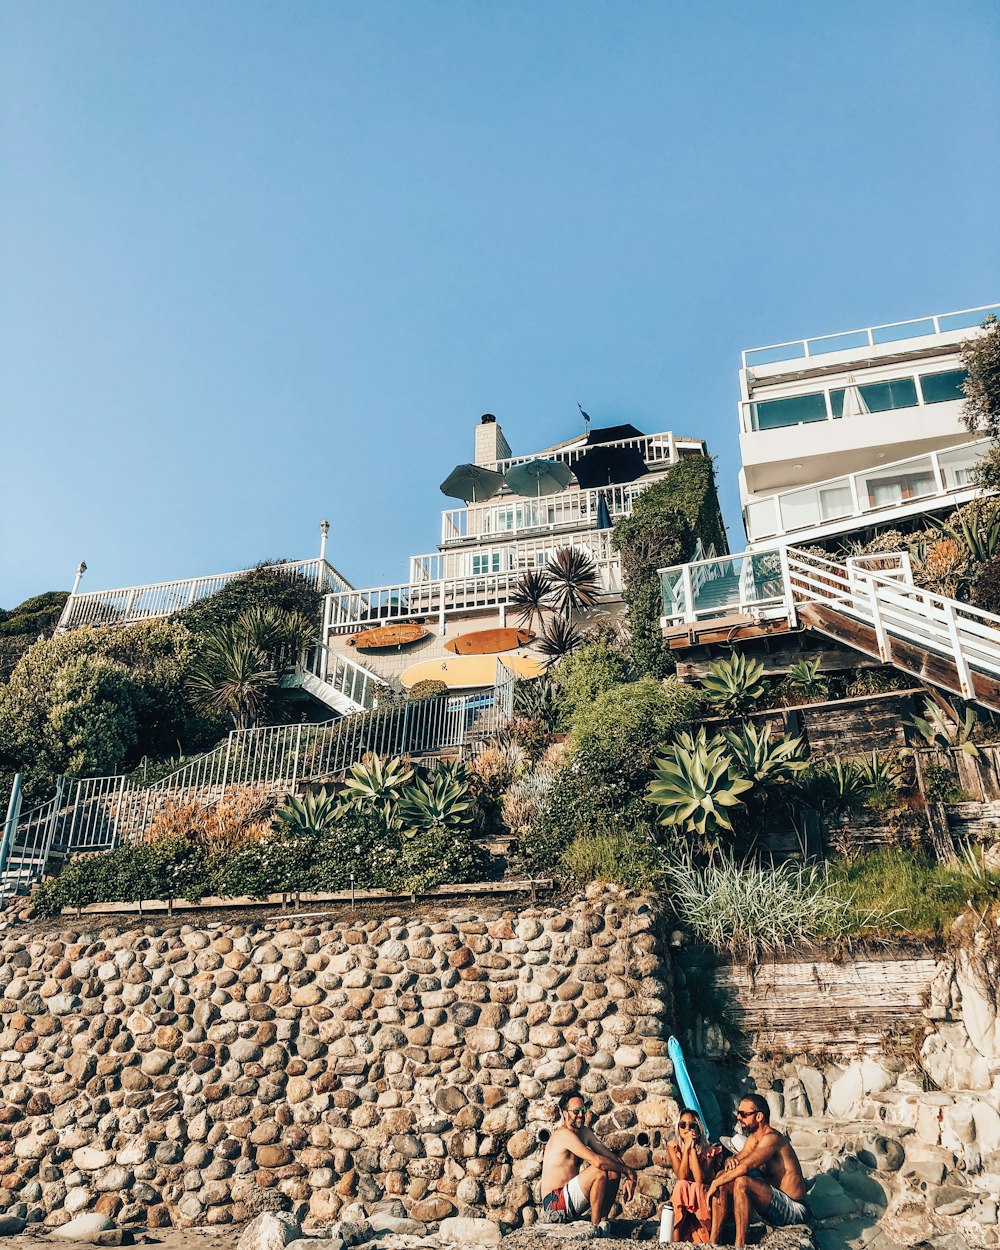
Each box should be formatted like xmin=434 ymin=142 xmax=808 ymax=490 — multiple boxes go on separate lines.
xmin=839 ymin=374 xmax=870 ymax=419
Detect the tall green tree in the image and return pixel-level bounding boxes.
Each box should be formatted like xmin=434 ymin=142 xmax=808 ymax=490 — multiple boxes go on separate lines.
xmin=960 ymin=315 xmax=1000 ymax=489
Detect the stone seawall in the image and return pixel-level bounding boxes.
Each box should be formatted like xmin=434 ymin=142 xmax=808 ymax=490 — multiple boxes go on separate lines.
xmin=0 ymin=888 xmax=678 ymax=1232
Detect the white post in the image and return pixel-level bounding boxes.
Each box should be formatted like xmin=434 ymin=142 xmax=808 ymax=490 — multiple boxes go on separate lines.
xmin=779 ymin=546 xmax=797 ymax=628
xmin=69 ymin=561 xmax=87 ymax=598
xmin=868 ymin=581 xmax=890 ymax=662
xmin=681 ymin=565 xmax=696 ymax=624
xmin=943 ymin=601 xmax=974 ymax=699
xmin=318 ymin=520 xmax=330 ymax=580
xmin=930 ymin=451 xmax=945 ymax=494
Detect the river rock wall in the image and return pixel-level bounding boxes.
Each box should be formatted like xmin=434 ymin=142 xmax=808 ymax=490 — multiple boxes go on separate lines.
xmin=0 ymin=888 xmax=677 ymax=1232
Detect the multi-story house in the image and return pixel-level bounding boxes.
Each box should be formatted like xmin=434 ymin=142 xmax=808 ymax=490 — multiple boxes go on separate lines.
xmin=738 ymin=303 xmax=998 ymax=551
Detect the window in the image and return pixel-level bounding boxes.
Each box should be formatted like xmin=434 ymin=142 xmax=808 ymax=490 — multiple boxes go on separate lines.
xmin=831 ymin=377 xmax=918 ymax=416
xmin=753 ymin=392 xmax=828 ymax=431
xmin=490 ymin=504 xmax=539 ymax=533
xmin=862 ymin=465 xmax=936 ymax=509
xmin=469 ymin=551 xmax=508 ymax=576
xmin=920 ymin=369 xmax=967 ymax=405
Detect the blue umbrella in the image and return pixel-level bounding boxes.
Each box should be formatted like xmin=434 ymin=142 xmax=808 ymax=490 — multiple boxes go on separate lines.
xmin=596 ymin=492 xmax=613 ymax=529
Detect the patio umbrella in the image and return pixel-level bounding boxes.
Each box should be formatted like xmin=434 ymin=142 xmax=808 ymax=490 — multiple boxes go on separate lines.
xmin=439 ymin=463 xmax=505 ymax=503
xmin=839 ymin=374 xmax=870 ymax=420
xmin=595 ymin=492 xmax=613 ymax=530
xmin=573 ymin=444 xmax=648 ymax=488
xmin=505 ymin=459 xmax=574 ymax=498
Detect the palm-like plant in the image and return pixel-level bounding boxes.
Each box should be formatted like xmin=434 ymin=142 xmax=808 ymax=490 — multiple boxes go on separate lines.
xmin=513 ymin=676 xmax=561 ymax=731
xmin=721 ymin=722 xmax=809 ymax=787
xmin=545 ymin=547 xmax=601 ymax=618
xmin=397 ymin=773 xmax=475 ymax=837
xmin=908 ymin=698 xmax=981 ymax=758
xmin=646 ymin=728 xmax=753 ymax=853
xmin=188 ymin=627 xmax=277 ymax=730
xmin=508 ymin=570 xmax=553 ymax=630
xmin=536 ymin=617 xmax=583 ymax=664
xmin=700 ymin=653 xmax=766 ymax=712
xmin=240 ymin=605 xmax=315 ymax=671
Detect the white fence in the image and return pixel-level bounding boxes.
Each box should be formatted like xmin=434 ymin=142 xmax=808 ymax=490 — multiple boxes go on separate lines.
xmin=1 ymin=662 xmax=518 ymax=897
xmin=58 ymin=558 xmax=355 ymax=632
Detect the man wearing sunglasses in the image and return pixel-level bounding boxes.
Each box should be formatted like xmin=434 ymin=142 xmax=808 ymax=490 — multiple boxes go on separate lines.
xmin=540 ymin=1090 xmax=638 ymax=1234
xmin=705 ymin=1094 xmax=808 ymax=1246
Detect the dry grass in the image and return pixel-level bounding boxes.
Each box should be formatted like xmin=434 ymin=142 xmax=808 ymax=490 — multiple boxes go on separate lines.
xmin=143 ymin=785 xmax=275 ymax=853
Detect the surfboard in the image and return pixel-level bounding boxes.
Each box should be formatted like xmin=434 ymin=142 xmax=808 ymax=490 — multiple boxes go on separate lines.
xmin=401 ymin=653 xmax=545 ymax=690
xmin=668 ymin=1035 xmax=707 ymax=1129
xmin=346 ymin=624 xmax=429 ymax=650
xmin=443 ymin=627 xmax=534 ymax=656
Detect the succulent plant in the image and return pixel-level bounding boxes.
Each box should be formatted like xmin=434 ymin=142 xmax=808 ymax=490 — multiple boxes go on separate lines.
xmin=338 ymin=753 xmax=414 ymax=825
xmin=271 ymin=787 xmax=340 ymax=838
xmin=699 ymin=653 xmax=766 ymax=712
xmin=646 ymin=727 xmax=753 ymax=851
xmin=397 ymin=772 xmax=475 ymax=837
xmin=721 ymin=722 xmax=809 ymax=787
xmin=908 ymin=698 xmax=981 ymax=758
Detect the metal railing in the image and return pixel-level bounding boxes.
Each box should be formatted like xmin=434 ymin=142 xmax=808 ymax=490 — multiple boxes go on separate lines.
xmin=409 ymin=529 xmax=617 ymax=583
xmin=324 ymin=559 xmax=622 ymax=633
xmin=441 ymin=481 xmax=650 ymax=544
xmin=744 ymin=440 xmax=991 ymax=543
xmin=486 ymin=431 xmax=702 ymax=474
xmin=58 ymin=558 xmax=355 ymax=632
xmin=742 ymin=302 xmax=1000 ymax=369
xmin=305 ymin=641 xmax=387 ymax=711
xmin=1 ymin=661 xmax=518 ymax=897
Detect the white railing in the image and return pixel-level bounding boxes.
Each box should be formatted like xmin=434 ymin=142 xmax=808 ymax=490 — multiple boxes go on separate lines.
xmin=325 ymin=558 xmax=622 ymax=633
xmin=306 ymin=641 xmax=388 ymax=711
xmin=659 ymin=544 xmax=1000 ymax=708
xmin=410 ymin=530 xmax=618 ymax=583
xmin=742 ymin=302 xmax=1000 ymax=369
xmin=1 ymin=660 xmax=519 ymax=896
xmin=744 ymin=440 xmax=992 ymax=543
xmin=442 ymin=481 xmax=649 ymax=544
xmin=58 ymin=558 xmax=355 ymax=632
xmin=487 ymin=431 xmax=702 ymax=474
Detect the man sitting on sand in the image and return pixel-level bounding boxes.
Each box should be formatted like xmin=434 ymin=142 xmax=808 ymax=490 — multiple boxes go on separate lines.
xmin=540 ymin=1090 xmax=638 ymax=1234
xmin=706 ymin=1094 xmax=809 ymax=1247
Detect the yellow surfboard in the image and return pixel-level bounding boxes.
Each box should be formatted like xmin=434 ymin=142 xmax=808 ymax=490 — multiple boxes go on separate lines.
xmin=400 ymin=653 xmax=545 ymax=690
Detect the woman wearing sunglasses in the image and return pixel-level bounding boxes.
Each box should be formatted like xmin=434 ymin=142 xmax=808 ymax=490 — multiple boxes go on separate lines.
xmin=665 ymin=1108 xmax=721 ymax=1243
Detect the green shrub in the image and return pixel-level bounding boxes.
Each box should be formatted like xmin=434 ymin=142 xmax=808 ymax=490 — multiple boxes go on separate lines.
xmin=923 ymin=764 xmax=969 ymax=805
xmin=176 ymin=563 xmax=322 ymax=638
xmin=844 ymin=667 xmax=911 ymax=697
xmin=34 ymin=837 xmax=213 ymax=915
xmin=971 ymin=556 xmax=1000 ymax=615
xmin=552 ymin=644 xmax=634 ymax=723
xmin=512 ymin=677 xmax=561 ymax=732
xmin=560 ymin=830 xmax=665 ymax=891
xmin=410 ymin=679 xmax=449 ymax=701
xmin=397 ymin=826 xmax=491 ymax=891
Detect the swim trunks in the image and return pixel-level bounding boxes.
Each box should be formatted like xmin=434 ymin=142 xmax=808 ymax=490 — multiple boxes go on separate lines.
xmin=764 ymin=1186 xmax=809 ymax=1227
xmin=543 ymin=1174 xmax=589 ymax=1220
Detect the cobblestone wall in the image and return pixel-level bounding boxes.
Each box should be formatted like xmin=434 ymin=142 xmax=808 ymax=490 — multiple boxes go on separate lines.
xmin=0 ymin=887 xmax=677 ymax=1232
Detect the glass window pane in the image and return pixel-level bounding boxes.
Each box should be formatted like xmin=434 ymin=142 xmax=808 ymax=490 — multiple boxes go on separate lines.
xmin=779 ymin=487 xmax=821 ymax=531
xmin=746 ymin=499 xmax=778 ymax=539
xmin=819 ymin=484 xmax=853 ymax=521
xmin=920 ymin=369 xmax=967 ymax=404
xmin=857 ymin=377 xmax=918 ymax=412
xmin=754 ymin=392 xmax=828 ymax=430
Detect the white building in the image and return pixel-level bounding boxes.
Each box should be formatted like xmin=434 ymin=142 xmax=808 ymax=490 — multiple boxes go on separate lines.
xmin=738 ymin=303 xmax=999 ymax=550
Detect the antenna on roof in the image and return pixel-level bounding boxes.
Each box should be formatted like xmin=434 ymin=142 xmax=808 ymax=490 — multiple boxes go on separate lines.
xmin=578 ymin=402 xmax=591 ymax=434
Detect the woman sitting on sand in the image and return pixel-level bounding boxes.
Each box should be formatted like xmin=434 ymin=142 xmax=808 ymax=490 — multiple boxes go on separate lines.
xmin=666 ymin=1108 xmax=721 ymax=1243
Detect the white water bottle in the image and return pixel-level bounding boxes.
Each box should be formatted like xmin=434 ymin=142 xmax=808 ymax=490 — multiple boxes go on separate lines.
xmin=659 ymin=1205 xmax=675 ymax=1243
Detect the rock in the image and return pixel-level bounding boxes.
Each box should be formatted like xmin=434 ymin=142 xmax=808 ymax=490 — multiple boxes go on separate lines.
xmin=367 ymin=1213 xmax=425 ymax=1235
xmin=50 ymin=1212 xmax=116 ymax=1241
xmin=72 ymin=1148 xmax=112 ymax=1172
xmin=236 ymin=1211 xmax=302 ymax=1250
xmin=805 ymin=1174 xmax=857 ymax=1220
xmin=0 ymin=1216 xmax=26 ymax=1235
xmin=857 ymin=1135 xmax=905 ymax=1173
xmin=439 ymin=1216 xmax=502 ymax=1245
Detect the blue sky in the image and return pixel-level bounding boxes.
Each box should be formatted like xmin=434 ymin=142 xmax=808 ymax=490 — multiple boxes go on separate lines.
xmin=3 ymin=1 xmax=999 ymax=607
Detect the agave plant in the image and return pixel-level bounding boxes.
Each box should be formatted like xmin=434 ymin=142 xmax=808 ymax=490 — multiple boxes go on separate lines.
xmin=513 ymin=675 xmax=561 ymax=731
xmin=544 ymin=547 xmax=601 ymax=618
xmin=699 ymin=653 xmax=766 ymax=712
xmin=397 ymin=773 xmax=475 ymax=837
xmin=432 ymin=757 xmax=473 ymax=788
xmin=338 ymin=753 xmax=414 ymax=825
xmin=908 ymin=698 xmax=981 ymax=758
xmin=721 ymin=722 xmax=809 ymax=788
xmin=646 ymin=728 xmax=753 ymax=854
xmin=536 ymin=617 xmax=583 ymax=664
xmin=783 ymin=657 xmax=829 ymax=701
xmin=272 ymin=787 xmax=340 ymax=838
xmin=821 ymin=755 xmax=866 ymax=806
xmin=508 ymin=569 xmax=553 ymax=630
xmin=914 ymin=537 xmax=968 ymax=598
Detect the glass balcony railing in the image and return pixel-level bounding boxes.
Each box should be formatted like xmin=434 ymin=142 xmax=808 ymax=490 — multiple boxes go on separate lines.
xmin=660 ymin=549 xmax=790 ymax=626
xmin=744 ymin=441 xmax=990 ymax=543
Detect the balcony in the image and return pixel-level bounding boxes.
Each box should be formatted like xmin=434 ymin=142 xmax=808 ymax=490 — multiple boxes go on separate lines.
xmin=410 ymin=530 xmax=616 ymax=583
xmin=324 ymin=556 xmax=624 ymax=634
xmin=486 ymin=431 xmax=703 ymax=474
xmin=744 ymin=440 xmax=991 ymax=545
xmin=442 ymin=481 xmax=649 ymax=545
xmin=742 ymin=302 xmax=1000 ymax=371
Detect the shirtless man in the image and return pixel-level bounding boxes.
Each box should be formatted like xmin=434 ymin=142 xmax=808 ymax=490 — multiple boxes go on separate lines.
xmin=706 ymin=1094 xmax=808 ymax=1247
xmin=540 ymin=1090 xmax=638 ymax=1232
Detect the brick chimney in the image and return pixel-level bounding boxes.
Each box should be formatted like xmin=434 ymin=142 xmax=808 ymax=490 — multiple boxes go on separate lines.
xmin=474 ymin=414 xmax=511 ymax=467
